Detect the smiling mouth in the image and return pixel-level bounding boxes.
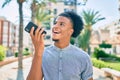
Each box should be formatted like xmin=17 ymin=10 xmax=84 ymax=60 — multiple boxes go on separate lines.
xmin=53 ymin=31 xmax=60 ymax=34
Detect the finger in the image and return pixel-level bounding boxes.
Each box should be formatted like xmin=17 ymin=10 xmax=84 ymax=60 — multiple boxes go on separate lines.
xmin=35 ymin=27 xmax=41 ymax=38
xmin=37 ymin=28 xmax=44 ymax=40
xmin=30 ymin=27 xmax=34 ymax=38
xmin=41 ymin=34 xmax=45 ymax=42
xmin=40 ymin=28 xmax=44 ymax=35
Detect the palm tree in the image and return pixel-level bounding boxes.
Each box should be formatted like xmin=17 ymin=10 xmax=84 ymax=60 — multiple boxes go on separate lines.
xmin=2 ymin=0 xmax=26 ymax=69
xmin=30 ymin=0 xmax=56 ymax=53
xmin=2 ymin=0 xmax=56 ymax=69
xmin=78 ymin=29 xmax=90 ymax=51
xmin=35 ymin=8 xmax=53 ymax=26
xmin=78 ymin=9 xmax=105 ymax=52
xmin=31 ymin=0 xmax=56 ymax=23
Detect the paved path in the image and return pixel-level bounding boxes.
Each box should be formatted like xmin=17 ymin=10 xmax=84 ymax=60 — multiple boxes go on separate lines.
xmin=0 ymin=57 xmax=112 ymax=80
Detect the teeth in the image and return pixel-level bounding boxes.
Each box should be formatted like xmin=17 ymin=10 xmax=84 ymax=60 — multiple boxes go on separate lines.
xmin=54 ymin=32 xmax=59 ymax=34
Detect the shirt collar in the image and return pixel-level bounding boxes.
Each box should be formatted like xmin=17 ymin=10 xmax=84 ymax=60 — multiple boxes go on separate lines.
xmin=53 ymin=43 xmax=71 ymax=51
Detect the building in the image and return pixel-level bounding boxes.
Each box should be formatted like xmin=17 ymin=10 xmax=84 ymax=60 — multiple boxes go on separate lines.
xmin=0 ymin=16 xmax=18 ymax=54
xmin=90 ymin=19 xmax=120 ymax=55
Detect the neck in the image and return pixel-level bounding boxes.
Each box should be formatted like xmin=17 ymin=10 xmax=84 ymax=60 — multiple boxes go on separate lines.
xmin=54 ymin=39 xmax=70 ymax=49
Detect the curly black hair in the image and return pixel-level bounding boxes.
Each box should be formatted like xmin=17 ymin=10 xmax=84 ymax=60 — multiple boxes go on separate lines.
xmin=54 ymin=11 xmax=84 ymax=38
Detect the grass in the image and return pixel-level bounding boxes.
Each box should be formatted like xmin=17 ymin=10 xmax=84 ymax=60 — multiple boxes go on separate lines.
xmin=105 ymin=61 xmax=120 ymax=71
xmin=91 ymin=58 xmax=120 ymax=71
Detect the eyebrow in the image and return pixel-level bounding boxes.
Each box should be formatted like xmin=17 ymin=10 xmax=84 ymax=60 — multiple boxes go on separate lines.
xmin=55 ymin=20 xmax=66 ymax=25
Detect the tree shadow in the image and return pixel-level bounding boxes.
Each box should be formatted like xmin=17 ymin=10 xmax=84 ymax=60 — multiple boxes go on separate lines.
xmin=16 ymin=69 xmax=24 ymax=80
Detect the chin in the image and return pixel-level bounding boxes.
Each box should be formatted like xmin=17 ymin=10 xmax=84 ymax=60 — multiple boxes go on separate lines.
xmin=52 ymin=38 xmax=59 ymax=42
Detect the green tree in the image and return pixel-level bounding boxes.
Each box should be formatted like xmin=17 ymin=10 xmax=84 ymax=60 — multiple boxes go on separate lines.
xmin=78 ymin=29 xmax=90 ymax=51
xmin=78 ymin=9 xmax=105 ymax=52
xmin=2 ymin=0 xmax=26 ymax=69
xmin=31 ymin=0 xmax=56 ymax=23
xmin=0 ymin=45 xmax=7 ymax=61
xmin=35 ymin=8 xmax=53 ymax=26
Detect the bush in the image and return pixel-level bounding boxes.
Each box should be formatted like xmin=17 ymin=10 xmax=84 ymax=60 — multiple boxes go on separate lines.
xmin=92 ymin=58 xmax=107 ymax=68
xmin=0 ymin=45 xmax=6 ymax=61
xmin=23 ymin=48 xmax=30 ymax=56
xmin=14 ymin=52 xmax=18 ymax=57
xmin=92 ymin=58 xmax=120 ymax=71
xmin=92 ymin=48 xmax=120 ymax=62
xmin=92 ymin=48 xmax=109 ymax=59
xmin=14 ymin=48 xmax=31 ymax=57
xmin=99 ymin=41 xmax=112 ymax=48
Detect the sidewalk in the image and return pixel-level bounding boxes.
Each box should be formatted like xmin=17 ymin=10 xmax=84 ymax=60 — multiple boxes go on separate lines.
xmin=93 ymin=67 xmax=112 ymax=80
xmin=0 ymin=57 xmax=32 ymax=80
xmin=0 ymin=57 xmax=112 ymax=80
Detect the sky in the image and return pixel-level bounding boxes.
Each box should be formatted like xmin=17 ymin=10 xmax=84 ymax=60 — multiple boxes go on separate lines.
xmin=0 ymin=0 xmax=119 ymax=29
xmin=77 ymin=0 xmax=119 ymax=29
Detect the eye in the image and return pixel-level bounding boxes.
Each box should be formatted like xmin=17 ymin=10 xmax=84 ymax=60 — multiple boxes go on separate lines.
xmin=60 ymin=23 xmax=65 ymax=26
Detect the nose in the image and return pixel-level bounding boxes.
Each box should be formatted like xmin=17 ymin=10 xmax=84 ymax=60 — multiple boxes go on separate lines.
xmin=52 ymin=23 xmax=59 ymax=30
xmin=53 ymin=23 xmax=58 ymax=27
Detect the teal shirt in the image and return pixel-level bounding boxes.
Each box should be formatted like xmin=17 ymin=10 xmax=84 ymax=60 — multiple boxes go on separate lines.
xmin=42 ymin=44 xmax=93 ymax=80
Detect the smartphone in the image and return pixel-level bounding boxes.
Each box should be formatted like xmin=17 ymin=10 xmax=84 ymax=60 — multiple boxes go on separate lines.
xmin=24 ymin=22 xmax=47 ymax=35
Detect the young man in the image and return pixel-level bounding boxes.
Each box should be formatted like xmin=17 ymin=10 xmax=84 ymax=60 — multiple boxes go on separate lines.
xmin=27 ymin=11 xmax=93 ymax=80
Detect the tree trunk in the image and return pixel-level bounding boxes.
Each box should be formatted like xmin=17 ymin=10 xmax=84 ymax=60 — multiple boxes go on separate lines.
xmin=31 ymin=0 xmax=37 ymax=22
xmin=18 ymin=2 xmax=23 ymax=69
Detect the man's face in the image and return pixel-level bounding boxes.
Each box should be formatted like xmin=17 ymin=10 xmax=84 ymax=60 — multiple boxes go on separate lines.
xmin=52 ymin=16 xmax=73 ymax=41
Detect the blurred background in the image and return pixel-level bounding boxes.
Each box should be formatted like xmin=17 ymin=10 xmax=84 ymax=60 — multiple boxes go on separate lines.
xmin=0 ymin=0 xmax=120 ymax=80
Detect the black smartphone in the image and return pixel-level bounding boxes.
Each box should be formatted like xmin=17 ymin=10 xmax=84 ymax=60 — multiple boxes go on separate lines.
xmin=24 ymin=22 xmax=47 ymax=35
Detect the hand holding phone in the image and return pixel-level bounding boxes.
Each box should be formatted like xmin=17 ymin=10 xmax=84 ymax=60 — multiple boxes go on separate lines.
xmin=24 ymin=22 xmax=47 ymax=35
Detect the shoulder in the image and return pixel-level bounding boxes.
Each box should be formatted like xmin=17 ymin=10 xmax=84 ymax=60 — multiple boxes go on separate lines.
xmin=70 ymin=45 xmax=90 ymax=59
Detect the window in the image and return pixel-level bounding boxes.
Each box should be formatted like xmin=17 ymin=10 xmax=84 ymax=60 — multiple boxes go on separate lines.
xmin=54 ymin=9 xmax=57 ymax=15
xmin=64 ymin=0 xmax=76 ymax=6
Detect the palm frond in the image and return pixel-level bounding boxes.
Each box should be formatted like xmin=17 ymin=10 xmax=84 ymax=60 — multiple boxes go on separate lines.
xmin=36 ymin=8 xmax=53 ymax=23
xmin=2 ymin=0 xmax=11 ymax=8
xmin=81 ymin=9 xmax=105 ymax=28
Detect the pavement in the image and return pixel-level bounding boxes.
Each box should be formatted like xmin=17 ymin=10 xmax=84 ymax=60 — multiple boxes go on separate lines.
xmin=0 ymin=57 xmax=112 ymax=80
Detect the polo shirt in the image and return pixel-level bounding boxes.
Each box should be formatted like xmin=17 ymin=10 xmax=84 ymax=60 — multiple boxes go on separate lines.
xmin=42 ymin=44 xmax=93 ymax=80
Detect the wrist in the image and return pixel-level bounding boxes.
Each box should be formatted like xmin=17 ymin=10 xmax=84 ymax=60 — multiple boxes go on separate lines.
xmin=34 ymin=50 xmax=43 ymax=57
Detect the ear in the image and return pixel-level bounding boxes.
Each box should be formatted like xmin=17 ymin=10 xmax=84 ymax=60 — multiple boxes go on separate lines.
xmin=69 ymin=29 xmax=74 ymax=36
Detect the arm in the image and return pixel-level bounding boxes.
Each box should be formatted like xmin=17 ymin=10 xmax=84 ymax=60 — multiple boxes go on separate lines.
xmin=27 ymin=27 xmax=45 ymax=80
xmin=81 ymin=54 xmax=93 ymax=80
xmin=89 ymin=78 xmax=93 ymax=80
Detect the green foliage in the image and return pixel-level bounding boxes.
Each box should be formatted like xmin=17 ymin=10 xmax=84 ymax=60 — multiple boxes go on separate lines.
xmin=92 ymin=48 xmax=109 ymax=59
xmin=36 ymin=8 xmax=53 ymax=23
xmin=70 ymin=37 xmax=75 ymax=45
xmin=0 ymin=45 xmax=6 ymax=61
xmin=79 ymin=9 xmax=105 ymax=51
xmin=15 ymin=52 xmax=18 ymax=57
xmin=92 ymin=58 xmax=107 ymax=68
xmin=23 ymin=48 xmax=30 ymax=56
xmin=78 ymin=29 xmax=90 ymax=51
xmin=99 ymin=41 xmax=112 ymax=48
xmin=92 ymin=58 xmax=120 ymax=71
xmin=14 ymin=48 xmax=31 ymax=57
xmin=81 ymin=9 xmax=105 ymax=28
xmin=105 ymin=62 xmax=120 ymax=71
xmin=92 ymin=48 xmax=120 ymax=61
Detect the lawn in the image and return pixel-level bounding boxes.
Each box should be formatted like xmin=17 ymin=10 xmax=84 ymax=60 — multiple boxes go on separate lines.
xmin=91 ymin=58 xmax=120 ymax=71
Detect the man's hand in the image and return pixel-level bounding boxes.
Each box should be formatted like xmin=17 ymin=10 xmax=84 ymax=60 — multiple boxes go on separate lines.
xmin=30 ymin=27 xmax=45 ymax=57
xmin=27 ymin=26 xmax=45 ymax=80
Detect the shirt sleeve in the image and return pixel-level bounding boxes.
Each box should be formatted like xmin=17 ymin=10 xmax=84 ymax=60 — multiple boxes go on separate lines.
xmin=81 ymin=55 xmax=93 ymax=80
